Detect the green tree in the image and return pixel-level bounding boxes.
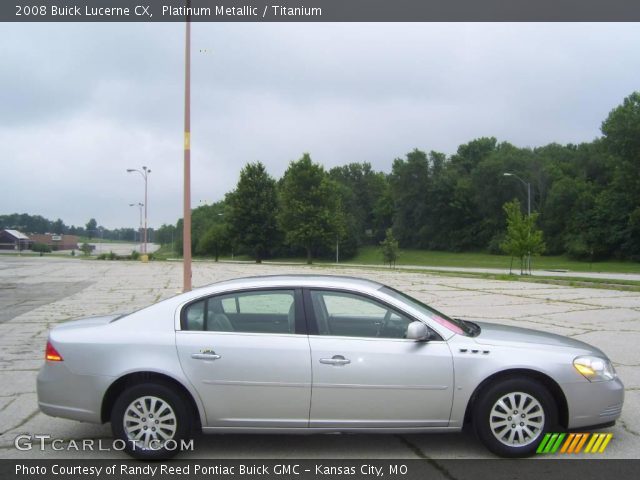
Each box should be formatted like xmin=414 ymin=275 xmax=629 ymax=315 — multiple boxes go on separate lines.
xmin=196 ymin=223 xmax=230 ymax=261
xmin=278 ymin=153 xmax=345 ymax=264
xmin=175 ymin=201 xmax=226 ymax=255
xmin=601 ymin=91 xmax=640 ymax=163
xmin=51 ymin=218 xmax=66 ymax=234
xmin=226 ymin=162 xmax=279 ymax=263
xmin=601 ymin=91 xmax=640 ymax=259
xmin=379 ymin=228 xmax=399 ymax=268
xmin=329 ymin=162 xmax=390 ymax=249
xmin=500 ymin=200 xmax=545 ymax=274
xmin=155 ymin=224 xmax=177 ymax=247
xmin=85 ymin=218 xmax=97 ymax=239
xmin=389 ymin=149 xmax=430 ymax=247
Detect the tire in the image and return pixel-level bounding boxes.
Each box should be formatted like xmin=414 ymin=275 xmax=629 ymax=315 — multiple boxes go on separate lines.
xmin=111 ymin=383 xmax=193 ymax=460
xmin=473 ymin=378 xmax=557 ymax=458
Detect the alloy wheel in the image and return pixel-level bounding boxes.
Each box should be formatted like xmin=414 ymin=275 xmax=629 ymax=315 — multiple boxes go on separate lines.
xmin=123 ymin=395 xmax=177 ymax=450
xmin=488 ymin=391 xmax=545 ymax=447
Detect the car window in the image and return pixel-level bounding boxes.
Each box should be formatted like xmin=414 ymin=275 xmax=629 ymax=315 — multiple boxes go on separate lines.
xmin=182 ymin=290 xmax=296 ymax=334
xmin=184 ymin=299 xmax=205 ymax=331
xmin=379 ymin=286 xmax=473 ymax=336
xmin=310 ymin=290 xmax=412 ymax=339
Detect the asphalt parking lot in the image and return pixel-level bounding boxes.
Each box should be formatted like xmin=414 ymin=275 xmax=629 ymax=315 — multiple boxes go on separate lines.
xmin=0 ymin=256 xmax=638 ymax=459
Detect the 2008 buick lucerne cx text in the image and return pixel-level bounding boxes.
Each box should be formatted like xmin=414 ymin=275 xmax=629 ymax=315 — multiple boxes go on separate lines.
xmin=37 ymin=275 xmax=624 ymax=459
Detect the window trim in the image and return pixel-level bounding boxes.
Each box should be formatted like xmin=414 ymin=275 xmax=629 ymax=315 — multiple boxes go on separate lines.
xmin=303 ymin=287 xmax=443 ymax=341
xmin=179 ymin=287 xmax=305 ymax=334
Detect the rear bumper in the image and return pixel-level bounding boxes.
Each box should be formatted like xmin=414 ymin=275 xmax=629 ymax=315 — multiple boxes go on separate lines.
xmin=562 ymin=377 xmax=624 ymax=429
xmin=37 ymin=361 xmax=113 ymax=424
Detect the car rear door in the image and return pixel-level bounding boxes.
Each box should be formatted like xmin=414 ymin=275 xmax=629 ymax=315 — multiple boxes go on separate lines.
xmin=306 ymin=288 xmax=454 ymax=428
xmin=176 ymin=288 xmax=311 ymax=428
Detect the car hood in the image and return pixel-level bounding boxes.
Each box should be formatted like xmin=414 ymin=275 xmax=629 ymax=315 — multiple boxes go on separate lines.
xmin=54 ymin=314 xmax=123 ymax=331
xmin=472 ymin=321 xmax=603 ymax=354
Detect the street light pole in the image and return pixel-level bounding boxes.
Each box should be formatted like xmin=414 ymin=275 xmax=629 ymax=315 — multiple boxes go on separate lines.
xmin=127 ymin=167 xmax=151 ymax=255
xmin=129 ymin=202 xmax=144 ymax=250
xmin=503 ymin=172 xmax=532 ymax=274
xmin=183 ymin=7 xmax=192 ymax=292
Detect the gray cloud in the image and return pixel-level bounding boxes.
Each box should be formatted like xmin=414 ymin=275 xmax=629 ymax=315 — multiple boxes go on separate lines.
xmin=1 ymin=23 xmax=639 ymax=228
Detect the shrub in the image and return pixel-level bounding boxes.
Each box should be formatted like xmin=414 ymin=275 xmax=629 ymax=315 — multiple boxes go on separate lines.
xmin=31 ymin=243 xmax=52 ymax=253
xmin=80 ymin=243 xmax=93 ymax=256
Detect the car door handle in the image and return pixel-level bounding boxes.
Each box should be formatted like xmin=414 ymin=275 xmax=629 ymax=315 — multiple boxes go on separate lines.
xmin=191 ymin=352 xmax=221 ymax=360
xmin=320 ymin=355 xmax=351 ymax=366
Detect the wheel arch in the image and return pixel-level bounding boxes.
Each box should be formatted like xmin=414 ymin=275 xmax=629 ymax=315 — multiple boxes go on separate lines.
xmin=463 ymin=368 xmax=568 ymax=429
xmin=101 ymin=371 xmax=203 ymax=432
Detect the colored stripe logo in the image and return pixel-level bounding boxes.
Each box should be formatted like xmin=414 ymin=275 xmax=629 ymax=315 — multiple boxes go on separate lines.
xmin=536 ymin=433 xmax=613 ymax=454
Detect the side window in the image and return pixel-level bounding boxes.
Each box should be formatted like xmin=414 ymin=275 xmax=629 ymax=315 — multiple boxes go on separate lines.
xmin=182 ymin=290 xmax=296 ymax=334
xmin=184 ymin=299 xmax=205 ymax=331
xmin=310 ymin=290 xmax=412 ymax=339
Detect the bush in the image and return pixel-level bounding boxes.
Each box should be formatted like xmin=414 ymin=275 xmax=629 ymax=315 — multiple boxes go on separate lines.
xmin=487 ymin=232 xmax=506 ymax=255
xmin=97 ymin=251 xmax=117 ymax=260
xmin=131 ymin=250 xmax=140 ymax=260
xmin=31 ymin=243 xmax=52 ymax=253
xmin=380 ymin=228 xmax=399 ymax=268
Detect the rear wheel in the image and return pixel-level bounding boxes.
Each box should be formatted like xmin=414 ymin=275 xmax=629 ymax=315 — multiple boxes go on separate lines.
xmin=474 ymin=378 xmax=557 ymax=457
xmin=111 ymin=383 xmax=192 ymax=459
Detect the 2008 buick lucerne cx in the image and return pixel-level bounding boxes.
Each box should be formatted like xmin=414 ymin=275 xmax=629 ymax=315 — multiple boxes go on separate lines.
xmin=37 ymin=275 xmax=624 ymax=459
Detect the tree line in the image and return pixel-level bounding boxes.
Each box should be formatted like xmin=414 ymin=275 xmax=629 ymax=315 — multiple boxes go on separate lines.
xmin=158 ymin=92 xmax=640 ymax=264
xmin=0 ymin=214 xmax=151 ymax=243
xmin=4 ymin=93 xmax=639 ymax=264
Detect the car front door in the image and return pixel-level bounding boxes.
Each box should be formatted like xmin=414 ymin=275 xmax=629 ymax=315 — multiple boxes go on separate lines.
xmin=306 ymin=289 xmax=454 ymax=428
xmin=176 ymin=288 xmax=311 ymax=428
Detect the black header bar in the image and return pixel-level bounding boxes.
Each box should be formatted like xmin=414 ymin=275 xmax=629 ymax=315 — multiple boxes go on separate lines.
xmin=3 ymin=0 xmax=640 ymax=22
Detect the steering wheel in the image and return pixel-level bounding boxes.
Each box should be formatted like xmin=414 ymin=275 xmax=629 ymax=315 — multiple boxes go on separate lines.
xmin=376 ymin=310 xmax=392 ymax=337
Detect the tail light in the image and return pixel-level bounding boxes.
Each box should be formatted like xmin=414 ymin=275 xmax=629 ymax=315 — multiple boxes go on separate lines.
xmin=45 ymin=340 xmax=63 ymax=362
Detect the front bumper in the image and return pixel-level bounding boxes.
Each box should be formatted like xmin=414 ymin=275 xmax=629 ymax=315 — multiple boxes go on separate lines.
xmin=562 ymin=376 xmax=624 ymax=429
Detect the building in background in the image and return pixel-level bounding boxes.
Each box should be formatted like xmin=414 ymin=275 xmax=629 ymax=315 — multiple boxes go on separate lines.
xmin=0 ymin=230 xmax=33 ymax=250
xmin=29 ymin=234 xmax=79 ymax=251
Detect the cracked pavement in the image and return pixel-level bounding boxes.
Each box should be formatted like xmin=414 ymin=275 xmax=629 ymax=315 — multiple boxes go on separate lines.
xmin=0 ymin=256 xmax=638 ymax=459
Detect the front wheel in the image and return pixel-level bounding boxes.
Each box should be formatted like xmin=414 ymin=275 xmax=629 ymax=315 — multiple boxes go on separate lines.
xmin=474 ymin=378 xmax=558 ymax=457
xmin=111 ymin=383 xmax=193 ymax=459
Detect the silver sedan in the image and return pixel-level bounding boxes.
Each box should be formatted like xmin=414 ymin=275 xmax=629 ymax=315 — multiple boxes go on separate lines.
xmin=37 ymin=275 xmax=624 ymax=459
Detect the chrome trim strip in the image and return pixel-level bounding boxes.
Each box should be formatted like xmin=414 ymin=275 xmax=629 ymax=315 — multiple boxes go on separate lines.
xmin=202 ymin=380 xmax=310 ymax=388
xmin=313 ymin=383 xmax=448 ymax=390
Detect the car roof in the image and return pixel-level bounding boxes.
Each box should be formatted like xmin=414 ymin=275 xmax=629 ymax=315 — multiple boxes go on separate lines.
xmin=195 ymin=274 xmax=385 ymax=294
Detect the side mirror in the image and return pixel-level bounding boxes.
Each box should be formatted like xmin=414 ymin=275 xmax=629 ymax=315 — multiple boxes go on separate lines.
xmin=406 ymin=321 xmax=431 ymax=342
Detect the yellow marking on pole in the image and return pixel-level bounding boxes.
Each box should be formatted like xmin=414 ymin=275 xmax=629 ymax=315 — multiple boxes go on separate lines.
xmin=184 ymin=132 xmax=191 ymax=150
xmin=598 ymin=433 xmax=613 ymax=453
xmin=560 ymin=433 xmax=575 ymax=453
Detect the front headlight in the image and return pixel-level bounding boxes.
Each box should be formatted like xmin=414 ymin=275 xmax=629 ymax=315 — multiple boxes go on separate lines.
xmin=573 ymin=355 xmax=616 ymax=382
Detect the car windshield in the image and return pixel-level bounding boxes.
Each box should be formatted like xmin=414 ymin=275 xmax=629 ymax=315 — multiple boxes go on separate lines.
xmin=379 ymin=286 xmax=473 ymax=336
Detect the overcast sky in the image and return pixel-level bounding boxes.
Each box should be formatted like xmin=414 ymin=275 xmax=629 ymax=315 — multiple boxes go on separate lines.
xmin=1 ymin=23 xmax=639 ymax=229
